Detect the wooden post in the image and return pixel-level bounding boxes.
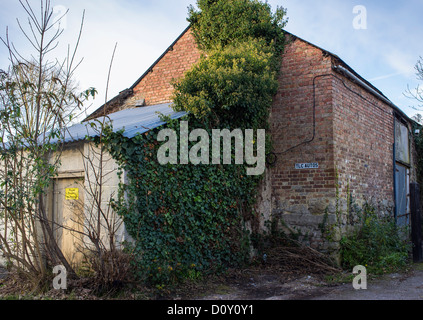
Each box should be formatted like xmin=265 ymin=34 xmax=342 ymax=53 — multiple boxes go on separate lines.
xmin=410 ymin=182 xmax=423 ymax=263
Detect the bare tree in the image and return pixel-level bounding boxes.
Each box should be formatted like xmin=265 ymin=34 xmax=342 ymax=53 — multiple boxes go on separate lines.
xmin=63 ymin=43 xmax=135 ymax=292
xmin=405 ymin=57 xmax=423 ymax=110
xmin=0 ymin=0 xmax=94 ymax=288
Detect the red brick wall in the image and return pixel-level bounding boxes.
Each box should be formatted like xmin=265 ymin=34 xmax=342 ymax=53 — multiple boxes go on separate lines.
xmin=270 ymin=38 xmax=336 ymax=213
xmin=332 ymin=73 xmax=395 ymax=204
xmin=132 ymin=29 xmax=201 ymax=106
xmin=268 ymin=36 xmax=405 ymax=249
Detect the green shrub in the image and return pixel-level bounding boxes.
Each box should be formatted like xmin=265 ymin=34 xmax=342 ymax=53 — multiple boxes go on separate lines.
xmin=340 ymin=204 xmax=410 ymax=274
xmin=188 ymin=0 xmax=287 ymax=54
xmin=172 ymin=39 xmax=278 ymax=130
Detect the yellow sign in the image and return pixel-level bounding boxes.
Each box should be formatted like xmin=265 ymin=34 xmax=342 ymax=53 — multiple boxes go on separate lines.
xmin=65 ymin=188 xmax=79 ymax=200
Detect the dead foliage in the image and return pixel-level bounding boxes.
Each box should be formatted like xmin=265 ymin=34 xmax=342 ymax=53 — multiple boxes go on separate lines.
xmin=259 ymin=242 xmax=341 ymax=275
xmin=84 ymin=250 xmax=135 ymax=295
xmin=0 ymin=235 xmax=341 ymax=300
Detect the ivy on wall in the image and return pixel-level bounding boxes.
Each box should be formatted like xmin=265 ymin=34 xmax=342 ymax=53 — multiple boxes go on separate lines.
xmin=105 ymin=118 xmax=259 ymax=284
xmin=104 ymin=0 xmax=288 ymax=285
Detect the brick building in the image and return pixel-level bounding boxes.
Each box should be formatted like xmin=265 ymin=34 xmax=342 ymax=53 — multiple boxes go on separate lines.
xmin=87 ymin=26 xmax=417 ymax=250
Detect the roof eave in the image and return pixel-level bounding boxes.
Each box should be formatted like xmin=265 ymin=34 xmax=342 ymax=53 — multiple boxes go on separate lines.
xmin=284 ymin=31 xmax=414 ymax=124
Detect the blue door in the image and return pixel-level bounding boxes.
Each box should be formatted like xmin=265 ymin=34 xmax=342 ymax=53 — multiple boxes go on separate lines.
xmin=395 ymin=164 xmax=410 ymax=227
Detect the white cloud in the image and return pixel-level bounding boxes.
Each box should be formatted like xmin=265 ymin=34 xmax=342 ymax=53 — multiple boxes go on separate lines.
xmin=0 ymin=0 xmax=194 ymax=117
xmin=1 ymin=0 xmax=423 ymax=119
xmin=368 ymin=72 xmax=405 ymax=82
xmin=382 ymin=49 xmax=416 ymax=78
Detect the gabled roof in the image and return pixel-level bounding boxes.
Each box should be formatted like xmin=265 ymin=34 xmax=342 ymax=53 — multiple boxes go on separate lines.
xmin=284 ymin=31 xmax=413 ymax=123
xmin=129 ymin=25 xmax=192 ymax=92
xmin=86 ymin=26 xmax=413 ymax=124
xmin=56 ymin=103 xmax=186 ymax=144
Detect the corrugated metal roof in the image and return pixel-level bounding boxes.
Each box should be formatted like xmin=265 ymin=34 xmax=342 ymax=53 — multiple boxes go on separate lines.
xmin=58 ymin=103 xmax=186 ymax=144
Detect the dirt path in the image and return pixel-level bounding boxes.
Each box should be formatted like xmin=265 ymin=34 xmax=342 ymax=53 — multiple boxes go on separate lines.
xmin=197 ymin=273 xmax=336 ymax=300
xmin=1 ymin=264 xmax=422 ymax=300
xmin=197 ymin=264 xmax=423 ymax=300
xmin=311 ymin=269 xmax=423 ymax=300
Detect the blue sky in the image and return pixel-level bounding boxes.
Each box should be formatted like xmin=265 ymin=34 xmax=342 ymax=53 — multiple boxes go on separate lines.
xmin=1 ymin=0 xmax=422 ymax=119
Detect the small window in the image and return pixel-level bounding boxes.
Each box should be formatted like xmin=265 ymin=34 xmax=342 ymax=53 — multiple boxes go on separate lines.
xmin=395 ymin=120 xmax=410 ymax=165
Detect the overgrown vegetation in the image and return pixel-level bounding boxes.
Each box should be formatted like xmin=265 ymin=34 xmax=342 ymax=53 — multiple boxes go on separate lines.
xmin=105 ymin=0 xmax=288 ymax=286
xmin=315 ymin=170 xmax=411 ymax=275
xmin=407 ymin=57 xmax=423 ymax=208
xmin=338 ymin=203 xmax=410 ymax=275
xmin=105 ymin=120 xmax=256 ymax=286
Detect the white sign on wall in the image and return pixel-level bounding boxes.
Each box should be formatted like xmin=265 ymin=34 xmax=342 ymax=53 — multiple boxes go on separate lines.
xmin=295 ymin=163 xmax=319 ymax=170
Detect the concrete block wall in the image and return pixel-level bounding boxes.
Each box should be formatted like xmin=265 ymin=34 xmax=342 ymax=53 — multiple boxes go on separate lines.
xmin=50 ymin=142 xmax=130 ymax=256
xmin=82 ymin=142 xmax=131 ymax=249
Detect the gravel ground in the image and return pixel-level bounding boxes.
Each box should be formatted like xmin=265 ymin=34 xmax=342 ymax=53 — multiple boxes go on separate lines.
xmin=311 ymin=269 xmax=423 ymax=300
xmin=198 ymin=264 xmax=423 ymax=300
xmin=1 ymin=265 xmax=423 ymax=300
